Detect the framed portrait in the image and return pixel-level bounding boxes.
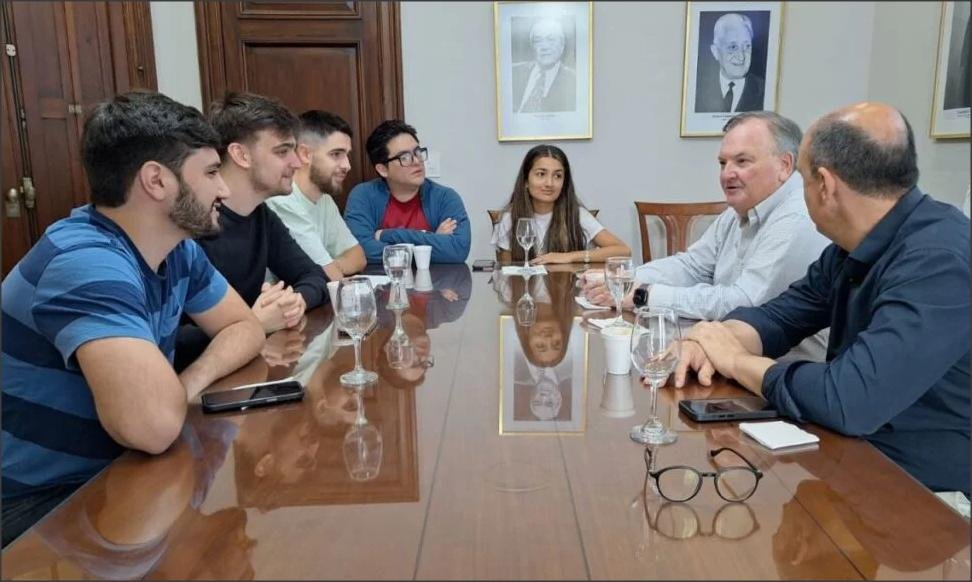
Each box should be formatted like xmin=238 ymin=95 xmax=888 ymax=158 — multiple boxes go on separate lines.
xmin=680 ymin=1 xmax=785 ymax=137
xmin=931 ymin=1 xmax=971 ymax=139
xmin=498 ymin=315 xmax=589 ymax=434
xmin=493 ymin=1 xmax=593 ymax=141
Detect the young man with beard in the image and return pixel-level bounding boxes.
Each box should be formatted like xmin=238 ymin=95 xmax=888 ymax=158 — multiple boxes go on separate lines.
xmin=0 ymin=91 xmax=264 ymax=546
xmin=267 ymin=110 xmax=366 ymax=280
xmin=196 ymin=93 xmax=328 ymax=335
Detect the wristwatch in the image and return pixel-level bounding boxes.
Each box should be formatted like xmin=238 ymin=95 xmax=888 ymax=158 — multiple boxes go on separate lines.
xmin=633 ymin=285 xmax=650 ymax=308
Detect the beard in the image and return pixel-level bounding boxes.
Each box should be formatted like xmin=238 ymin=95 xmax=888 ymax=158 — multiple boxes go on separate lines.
xmin=170 ymin=178 xmax=220 ymax=238
xmin=309 ymin=162 xmax=343 ymax=195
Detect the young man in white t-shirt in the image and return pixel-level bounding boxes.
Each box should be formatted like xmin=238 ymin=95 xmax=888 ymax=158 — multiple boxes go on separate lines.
xmin=267 ymin=111 xmax=366 ymax=281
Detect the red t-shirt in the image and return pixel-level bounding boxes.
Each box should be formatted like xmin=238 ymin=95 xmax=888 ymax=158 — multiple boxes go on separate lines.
xmin=380 ymin=195 xmax=431 ymax=232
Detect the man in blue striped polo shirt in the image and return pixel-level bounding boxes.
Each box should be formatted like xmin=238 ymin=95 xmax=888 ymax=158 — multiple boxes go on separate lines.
xmin=1 ymin=92 xmax=265 ymax=546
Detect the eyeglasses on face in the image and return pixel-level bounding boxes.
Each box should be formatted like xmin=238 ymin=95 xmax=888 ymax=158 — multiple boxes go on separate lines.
xmin=385 ymin=146 xmax=428 ymax=167
xmin=643 ymin=446 xmax=763 ymax=503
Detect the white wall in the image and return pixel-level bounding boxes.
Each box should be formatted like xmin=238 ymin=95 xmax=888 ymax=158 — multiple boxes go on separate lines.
xmin=868 ymin=2 xmax=970 ymax=207
xmin=403 ymin=1 xmax=880 ymax=260
xmin=150 ymin=1 xmax=203 ymax=111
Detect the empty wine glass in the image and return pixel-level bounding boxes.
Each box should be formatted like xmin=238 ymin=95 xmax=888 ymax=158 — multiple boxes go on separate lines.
xmin=629 ymin=308 xmax=680 ymax=445
xmin=336 ymin=277 xmax=379 ymax=386
xmin=515 ymin=218 xmax=537 ymax=272
xmin=384 ymin=306 xmax=415 ymax=369
xmin=343 ymin=388 xmax=383 ymax=481
xmin=383 ymin=245 xmax=411 ymax=309
xmin=605 ymin=256 xmax=635 ymax=328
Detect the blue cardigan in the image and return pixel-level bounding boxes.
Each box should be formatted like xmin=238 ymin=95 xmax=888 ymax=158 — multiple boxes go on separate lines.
xmin=344 ymin=178 xmax=471 ymax=264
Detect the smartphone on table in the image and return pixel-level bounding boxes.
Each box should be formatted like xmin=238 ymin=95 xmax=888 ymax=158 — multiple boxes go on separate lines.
xmin=201 ymin=377 xmax=304 ymax=413
xmin=678 ymin=396 xmax=779 ymax=422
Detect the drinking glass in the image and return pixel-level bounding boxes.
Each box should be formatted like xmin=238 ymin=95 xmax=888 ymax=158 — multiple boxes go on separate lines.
xmin=515 ymin=218 xmax=537 ymax=271
xmin=336 ymin=277 xmax=379 ymax=386
xmin=604 ymin=256 xmax=635 ymax=328
xmin=629 ymin=308 xmax=680 ymax=445
xmin=384 ymin=306 xmax=415 ymax=369
xmin=383 ymin=245 xmax=411 ymax=309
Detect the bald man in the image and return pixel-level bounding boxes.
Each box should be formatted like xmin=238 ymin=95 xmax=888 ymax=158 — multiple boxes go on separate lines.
xmin=512 ymin=18 xmax=577 ymax=113
xmin=679 ymin=102 xmax=970 ymax=501
xmin=695 ymin=13 xmax=765 ymax=113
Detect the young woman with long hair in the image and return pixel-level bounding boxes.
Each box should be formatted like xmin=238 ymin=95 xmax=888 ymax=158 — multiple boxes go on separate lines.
xmin=491 ymin=145 xmax=629 ymax=264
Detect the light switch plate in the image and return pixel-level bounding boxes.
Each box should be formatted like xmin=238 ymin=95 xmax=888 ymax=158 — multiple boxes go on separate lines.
xmin=424 ymin=149 xmax=441 ymax=178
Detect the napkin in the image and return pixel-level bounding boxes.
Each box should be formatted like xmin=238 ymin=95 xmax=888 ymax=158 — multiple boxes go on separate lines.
xmin=587 ymin=317 xmax=632 ymax=330
xmin=574 ymin=295 xmax=611 ymax=311
xmin=739 ymin=421 xmax=819 ymax=450
xmin=501 ymin=265 xmax=548 ymax=276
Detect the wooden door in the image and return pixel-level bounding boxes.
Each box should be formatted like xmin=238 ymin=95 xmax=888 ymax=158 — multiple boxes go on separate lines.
xmin=195 ymin=1 xmax=404 ymax=209
xmin=0 ymin=1 xmax=155 ymax=276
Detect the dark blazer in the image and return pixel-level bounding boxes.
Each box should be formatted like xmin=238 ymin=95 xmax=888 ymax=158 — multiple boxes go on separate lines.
xmin=695 ymin=71 xmax=765 ymax=113
xmin=512 ymin=62 xmax=577 ymax=113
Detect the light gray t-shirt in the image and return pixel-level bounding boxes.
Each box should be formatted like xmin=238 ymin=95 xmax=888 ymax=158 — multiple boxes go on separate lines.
xmin=491 ymin=207 xmax=604 ymax=253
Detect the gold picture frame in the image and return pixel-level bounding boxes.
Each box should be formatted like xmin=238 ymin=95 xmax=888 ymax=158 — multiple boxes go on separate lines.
xmin=930 ymin=1 xmax=971 ymax=139
xmin=679 ymin=1 xmax=786 ymax=137
xmin=498 ymin=315 xmax=589 ymax=435
xmin=493 ymin=1 xmax=593 ymax=141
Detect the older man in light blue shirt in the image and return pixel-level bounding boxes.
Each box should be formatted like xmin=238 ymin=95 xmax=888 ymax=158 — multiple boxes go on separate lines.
xmin=584 ymin=111 xmax=829 ymax=359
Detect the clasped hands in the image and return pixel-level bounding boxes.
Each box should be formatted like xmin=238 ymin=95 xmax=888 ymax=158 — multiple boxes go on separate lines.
xmin=253 ymin=280 xmax=306 ymax=334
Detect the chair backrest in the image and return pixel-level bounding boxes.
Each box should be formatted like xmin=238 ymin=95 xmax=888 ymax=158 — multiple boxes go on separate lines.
xmin=486 ymin=208 xmax=600 ymax=226
xmin=634 ymin=201 xmax=727 ymax=263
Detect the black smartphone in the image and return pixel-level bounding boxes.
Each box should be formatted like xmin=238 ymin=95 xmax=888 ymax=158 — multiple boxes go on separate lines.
xmin=472 ymin=259 xmax=495 ymax=272
xmin=678 ymin=396 xmax=779 ymax=422
xmin=201 ymin=378 xmax=304 ymax=413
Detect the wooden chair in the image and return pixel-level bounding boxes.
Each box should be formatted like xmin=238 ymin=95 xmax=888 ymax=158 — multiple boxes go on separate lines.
xmin=634 ymin=201 xmax=727 ymax=263
xmin=486 ymin=208 xmax=599 ymax=226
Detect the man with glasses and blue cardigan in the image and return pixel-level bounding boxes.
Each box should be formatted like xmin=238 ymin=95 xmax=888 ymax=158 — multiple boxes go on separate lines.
xmin=344 ymin=120 xmax=471 ymax=264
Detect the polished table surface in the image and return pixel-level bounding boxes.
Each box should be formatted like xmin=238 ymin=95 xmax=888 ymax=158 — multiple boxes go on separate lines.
xmin=3 ymin=265 xmax=969 ymax=580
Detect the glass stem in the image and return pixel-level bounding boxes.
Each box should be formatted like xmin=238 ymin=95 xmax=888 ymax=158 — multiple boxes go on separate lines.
xmin=352 ymin=336 xmax=364 ymax=373
xmin=641 ymin=380 xmax=661 ymax=431
xmin=523 ymin=247 xmax=529 ymax=270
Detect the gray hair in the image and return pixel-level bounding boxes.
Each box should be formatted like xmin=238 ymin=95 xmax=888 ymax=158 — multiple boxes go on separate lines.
xmin=723 ymin=111 xmax=802 ymax=161
xmin=713 ymin=13 xmax=753 ymax=45
xmin=806 ymin=110 xmax=918 ymax=198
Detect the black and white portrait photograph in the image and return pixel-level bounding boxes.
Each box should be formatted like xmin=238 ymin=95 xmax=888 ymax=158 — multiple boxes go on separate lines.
xmin=680 ymin=1 xmax=784 ymax=137
xmin=932 ymin=1 xmax=971 ymax=138
xmin=495 ymin=1 xmax=592 ymax=141
xmin=499 ymin=315 xmax=587 ymax=434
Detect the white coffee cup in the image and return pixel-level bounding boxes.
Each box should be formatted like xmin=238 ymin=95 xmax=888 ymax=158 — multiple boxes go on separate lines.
xmin=600 ymin=373 xmax=635 ymax=418
xmin=414 ymin=269 xmax=433 ymax=292
xmin=602 ymin=326 xmax=632 ymax=375
xmin=327 ymin=280 xmax=340 ymax=309
xmin=413 ymin=245 xmax=432 ymax=270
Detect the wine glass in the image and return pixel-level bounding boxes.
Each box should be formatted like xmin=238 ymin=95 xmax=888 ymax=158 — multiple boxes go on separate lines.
xmin=336 ymin=277 xmax=379 ymax=386
xmin=384 ymin=306 xmax=415 ymax=369
xmin=515 ymin=218 xmax=537 ymax=272
xmin=343 ymin=388 xmax=383 ymax=481
xmin=629 ymin=308 xmax=680 ymax=445
xmin=604 ymin=256 xmax=635 ymax=328
xmin=383 ymin=245 xmax=411 ymax=309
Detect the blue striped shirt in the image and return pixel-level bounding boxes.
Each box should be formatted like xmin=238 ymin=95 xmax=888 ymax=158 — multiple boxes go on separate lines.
xmin=1 ymin=205 xmax=228 ymax=499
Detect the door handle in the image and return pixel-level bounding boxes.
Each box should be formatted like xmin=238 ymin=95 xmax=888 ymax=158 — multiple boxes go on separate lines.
xmin=21 ymin=177 xmax=35 ymax=209
xmin=6 ymin=187 xmax=21 ymax=218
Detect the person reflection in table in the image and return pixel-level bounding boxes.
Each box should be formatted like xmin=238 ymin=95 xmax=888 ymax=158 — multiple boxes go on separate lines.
xmin=501 ymin=274 xmax=578 ymax=421
xmin=28 ymin=416 xmax=254 ymax=580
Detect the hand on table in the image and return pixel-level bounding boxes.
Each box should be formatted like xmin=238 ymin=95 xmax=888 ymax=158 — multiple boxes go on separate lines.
xmin=530 ymin=252 xmax=572 ymax=265
xmin=253 ymin=282 xmax=307 ymax=333
xmin=683 ymin=321 xmax=749 ymax=381
xmin=672 ymin=338 xmax=715 ymax=388
xmin=261 ymin=326 xmax=307 ymax=367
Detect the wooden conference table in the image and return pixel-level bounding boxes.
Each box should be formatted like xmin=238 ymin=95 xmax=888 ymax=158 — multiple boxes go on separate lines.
xmin=2 ymin=265 xmax=969 ymax=580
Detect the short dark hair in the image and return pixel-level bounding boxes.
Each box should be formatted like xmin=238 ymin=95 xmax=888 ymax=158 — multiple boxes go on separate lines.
xmin=298 ymin=110 xmax=353 ymax=143
xmin=207 ymin=92 xmax=299 ymax=159
xmin=81 ymin=91 xmax=220 ymax=208
xmin=806 ymin=110 xmax=919 ymax=197
xmin=723 ymin=111 xmax=802 ymax=161
xmin=365 ymin=120 xmax=418 ymax=166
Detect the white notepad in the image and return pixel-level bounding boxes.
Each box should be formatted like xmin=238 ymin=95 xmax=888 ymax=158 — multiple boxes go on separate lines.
xmin=739 ymin=421 xmax=820 ymax=450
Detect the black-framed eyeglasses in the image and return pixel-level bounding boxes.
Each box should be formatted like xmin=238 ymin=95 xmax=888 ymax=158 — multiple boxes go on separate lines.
xmin=642 ymin=499 xmax=760 ymax=541
xmin=644 ymin=446 xmax=763 ymax=503
xmin=385 ymin=147 xmax=428 ymax=167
